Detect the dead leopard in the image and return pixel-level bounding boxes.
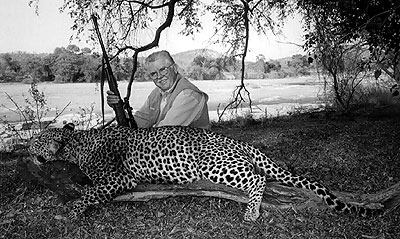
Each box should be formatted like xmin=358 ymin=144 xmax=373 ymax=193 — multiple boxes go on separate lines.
xmin=29 ymin=124 xmax=381 ymax=221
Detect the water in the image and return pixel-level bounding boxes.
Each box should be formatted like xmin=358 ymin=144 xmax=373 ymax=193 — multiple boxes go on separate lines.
xmin=0 ymin=76 xmax=326 ymax=150
xmin=0 ymin=76 xmax=324 ymax=123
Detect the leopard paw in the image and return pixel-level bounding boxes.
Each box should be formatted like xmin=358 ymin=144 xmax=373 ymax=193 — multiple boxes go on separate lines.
xmin=67 ymin=210 xmax=79 ymax=221
xmin=243 ymin=209 xmax=260 ymax=222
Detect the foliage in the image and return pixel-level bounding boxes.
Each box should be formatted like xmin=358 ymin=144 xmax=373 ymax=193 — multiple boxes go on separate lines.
xmin=52 ymin=47 xmax=84 ymax=82
xmin=299 ymin=0 xmax=400 ymax=83
xmin=206 ymin=0 xmax=292 ymax=56
xmin=0 ymin=83 xmax=109 ymax=151
xmin=0 ymin=83 xmax=69 ymax=151
xmin=0 ymin=46 xmax=106 ymax=83
xmin=72 ymin=104 xmax=103 ymax=130
xmin=244 ymin=54 xmax=312 ymax=79
xmin=188 ymin=55 xmax=238 ymax=80
xmin=183 ymin=49 xmax=312 ymax=81
xmin=0 ymin=48 xmax=313 ymax=83
xmin=0 ymin=52 xmax=47 ymax=83
xmin=297 ymin=0 xmax=400 ymax=112
xmin=313 ymin=34 xmax=372 ymax=112
xmin=27 ymin=0 xmax=291 ymax=58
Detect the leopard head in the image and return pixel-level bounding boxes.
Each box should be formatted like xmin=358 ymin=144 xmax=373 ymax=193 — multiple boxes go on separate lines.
xmin=29 ymin=123 xmax=75 ymax=165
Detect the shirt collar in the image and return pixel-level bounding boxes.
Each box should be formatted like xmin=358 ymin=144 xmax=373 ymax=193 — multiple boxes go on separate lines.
xmin=160 ymin=74 xmax=181 ymax=97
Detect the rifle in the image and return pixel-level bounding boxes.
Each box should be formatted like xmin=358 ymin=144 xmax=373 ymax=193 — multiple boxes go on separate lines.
xmin=91 ymin=14 xmax=137 ymax=128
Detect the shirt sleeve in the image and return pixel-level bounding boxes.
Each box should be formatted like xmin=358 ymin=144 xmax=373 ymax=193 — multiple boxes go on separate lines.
xmin=156 ymin=89 xmax=206 ymax=127
xmin=133 ymin=96 xmax=155 ymax=128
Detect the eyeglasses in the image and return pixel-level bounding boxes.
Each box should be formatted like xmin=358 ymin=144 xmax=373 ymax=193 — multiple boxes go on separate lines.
xmin=148 ymin=63 xmax=175 ymax=80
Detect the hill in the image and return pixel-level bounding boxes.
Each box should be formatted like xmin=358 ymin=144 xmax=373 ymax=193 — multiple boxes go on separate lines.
xmin=172 ymin=49 xmax=297 ymax=68
xmin=172 ymin=49 xmax=221 ymax=69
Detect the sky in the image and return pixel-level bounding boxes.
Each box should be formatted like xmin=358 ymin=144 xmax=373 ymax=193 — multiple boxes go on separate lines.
xmin=0 ymin=0 xmax=306 ymax=61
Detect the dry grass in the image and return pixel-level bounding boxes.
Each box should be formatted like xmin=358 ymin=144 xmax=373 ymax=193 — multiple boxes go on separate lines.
xmin=1 ymin=110 xmax=400 ymax=238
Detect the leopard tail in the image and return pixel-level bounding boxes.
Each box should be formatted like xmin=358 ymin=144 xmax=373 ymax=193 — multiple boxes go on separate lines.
xmin=252 ymin=154 xmax=381 ymax=217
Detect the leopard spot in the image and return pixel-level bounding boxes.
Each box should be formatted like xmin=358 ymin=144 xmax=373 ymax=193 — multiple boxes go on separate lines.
xmin=325 ymin=197 xmax=334 ymax=206
xmin=316 ymin=189 xmax=326 ymax=196
xmin=226 ymin=175 xmax=234 ymax=182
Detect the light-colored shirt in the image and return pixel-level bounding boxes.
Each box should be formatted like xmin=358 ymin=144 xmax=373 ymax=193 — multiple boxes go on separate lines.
xmin=134 ymin=88 xmax=206 ymax=128
xmin=133 ymin=75 xmax=210 ymax=129
xmin=156 ymin=89 xmax=206 ymax=127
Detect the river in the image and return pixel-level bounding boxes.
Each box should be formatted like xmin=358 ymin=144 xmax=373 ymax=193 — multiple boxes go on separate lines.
xmin=1 ymin=76 xmax=324 ymax=124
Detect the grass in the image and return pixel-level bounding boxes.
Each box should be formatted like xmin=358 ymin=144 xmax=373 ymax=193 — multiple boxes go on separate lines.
xmin=1 ymin=109 xmax=400 ymax=238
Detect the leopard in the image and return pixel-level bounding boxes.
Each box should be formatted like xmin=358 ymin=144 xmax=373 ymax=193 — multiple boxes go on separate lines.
xmin=28 ymin=124 xmax=380 ymax=221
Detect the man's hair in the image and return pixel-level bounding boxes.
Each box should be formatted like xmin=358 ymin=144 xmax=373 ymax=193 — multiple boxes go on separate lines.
xmin=145 ymin=50 xmax=175 ymax=65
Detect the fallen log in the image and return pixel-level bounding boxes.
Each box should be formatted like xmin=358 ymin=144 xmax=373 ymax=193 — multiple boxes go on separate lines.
xmin=114 ymin=178 xmax=398 ymax=212
xmin=17 ymin=157 xmax=399 ymax=212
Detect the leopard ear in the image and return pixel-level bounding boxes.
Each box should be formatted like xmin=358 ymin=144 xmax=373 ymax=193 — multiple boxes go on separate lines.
xmin=49 ymin=140 xmax=62 ymax=154
xmin=63 ymin=123 xmax=75 ymax=131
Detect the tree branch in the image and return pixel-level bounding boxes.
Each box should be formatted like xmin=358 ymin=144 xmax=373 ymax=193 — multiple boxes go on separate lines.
xmin=250 ymin=0 xmax=263 ymax=13
xmin=125 ymin=0 xmax=169 ymax=9
xmin=218 ymin=0 xmax=252 ymax=121
xmin=126 ymin=0 xmax=179 ymax=101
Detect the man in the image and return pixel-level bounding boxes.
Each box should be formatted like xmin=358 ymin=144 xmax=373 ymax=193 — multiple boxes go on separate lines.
xmin=107 ymin=50 xmax=210 ymax=129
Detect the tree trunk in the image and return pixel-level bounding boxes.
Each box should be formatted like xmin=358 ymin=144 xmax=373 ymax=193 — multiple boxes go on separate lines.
xmin=17 ymin=157 xmax=399 ymax=212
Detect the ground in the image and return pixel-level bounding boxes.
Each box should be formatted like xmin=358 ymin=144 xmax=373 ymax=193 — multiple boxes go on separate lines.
xmin=0 ymin=109 xmax=399 ymax=238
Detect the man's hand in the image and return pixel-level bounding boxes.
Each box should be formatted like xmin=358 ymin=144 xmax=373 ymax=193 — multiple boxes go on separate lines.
xmin=106 ymin=90 xmax=121 ymax=106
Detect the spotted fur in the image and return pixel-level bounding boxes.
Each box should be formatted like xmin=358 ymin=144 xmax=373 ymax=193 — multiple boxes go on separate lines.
xmin=29 ymin=125 xmax=378 ymax=221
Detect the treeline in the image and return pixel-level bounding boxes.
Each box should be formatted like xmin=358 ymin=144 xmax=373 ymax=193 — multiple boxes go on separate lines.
xmin=245 ymin=54 xmax=313 ymax=79
xmin=0 ymin=45 xmax=313 ymax=83
xmin=182 ymin=53 xmax=313 ymax=80
xmin=0 ymin=45 xmax=137 ymax=83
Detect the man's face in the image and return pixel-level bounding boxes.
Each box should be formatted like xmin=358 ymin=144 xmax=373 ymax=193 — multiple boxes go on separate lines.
xmin=145 ymin=58 xmax=177 ymax=91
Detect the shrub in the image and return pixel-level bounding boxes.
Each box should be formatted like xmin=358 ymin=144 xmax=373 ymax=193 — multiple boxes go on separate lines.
xmin=0 ymin=83 xmax=68 ymax=151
